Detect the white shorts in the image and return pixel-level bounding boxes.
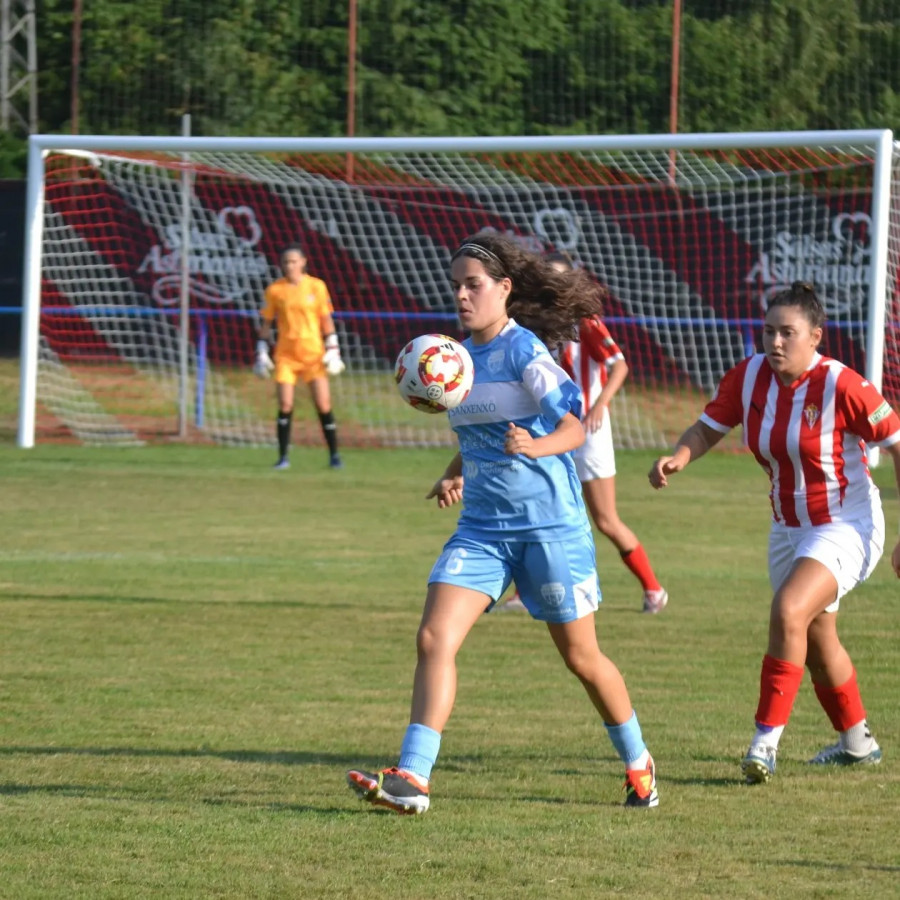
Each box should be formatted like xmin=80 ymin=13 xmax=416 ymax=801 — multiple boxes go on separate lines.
xmin=768 ymin=508 xmax=885 ymax=612
xmin=573 ymin=412 xmax=615 ymax=481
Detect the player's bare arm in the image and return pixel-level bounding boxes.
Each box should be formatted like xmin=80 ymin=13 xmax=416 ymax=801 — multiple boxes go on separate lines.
xmin=649 ymin=420 xmax=724 ymax=489
xmin=426 ymin=451 xmax=464 ymax=508
xmin=320 ymin=311 xmax=336 ymax=338
xmin=505 ymin=412 xmax=584 ymax=460
xmin=585 ymin=358 xmax=628 ymax=433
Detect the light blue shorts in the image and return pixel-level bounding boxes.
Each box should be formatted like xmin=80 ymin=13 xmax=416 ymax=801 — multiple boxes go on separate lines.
xmin=428 ymin=530 xmax=601 ymax=624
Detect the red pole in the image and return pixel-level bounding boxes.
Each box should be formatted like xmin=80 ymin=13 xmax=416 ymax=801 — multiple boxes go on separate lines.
xmin=71 ymin=0 xmax=83 ymax=134
xmin=346 ymin=0 xmax=357 ymax=182
xmin=668 ymin=0 xmax=682 ymax=185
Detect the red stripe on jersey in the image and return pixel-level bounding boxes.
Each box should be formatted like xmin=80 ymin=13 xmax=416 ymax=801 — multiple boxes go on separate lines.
xmin=770 ymin=378 xmax=800 ymax=525
xmin=798 ymin=372 xmax=830 ymax=525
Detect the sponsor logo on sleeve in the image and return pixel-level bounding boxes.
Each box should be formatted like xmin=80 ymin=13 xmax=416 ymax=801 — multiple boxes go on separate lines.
xmin=868 ymin=401 xmax=892 ymax=426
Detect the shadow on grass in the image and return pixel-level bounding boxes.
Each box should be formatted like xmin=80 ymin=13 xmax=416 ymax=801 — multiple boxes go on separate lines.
xmin=1 ymin=591 xmax=360 ymax=610
xmin=0 ymin=782 xmax=353 ymax=815
xmin=0 ymin=745 xmax=373 ymax=766
xmin=0 ymin=746 xmax=650 ymax=811
xmin=774 ymin=859 xmax=900 ymax=874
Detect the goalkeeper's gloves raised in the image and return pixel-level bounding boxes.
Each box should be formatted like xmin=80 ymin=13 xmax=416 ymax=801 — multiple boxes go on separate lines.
xmin=323 ymin=333 xmax=345 ymax=375
xmin=253 ymin=339 xmax=274 ymax=378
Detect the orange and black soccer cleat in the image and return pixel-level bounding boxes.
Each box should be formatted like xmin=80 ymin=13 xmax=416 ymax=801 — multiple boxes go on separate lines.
xmin=624 ymin=757 xmax=659 ymax=808
xmin=346 ymin=766 xmax=430 ymax=815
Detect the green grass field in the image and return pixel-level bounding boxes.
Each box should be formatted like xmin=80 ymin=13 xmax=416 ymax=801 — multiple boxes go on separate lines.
xmin=1 ymin=443 xmax=898 ymax=899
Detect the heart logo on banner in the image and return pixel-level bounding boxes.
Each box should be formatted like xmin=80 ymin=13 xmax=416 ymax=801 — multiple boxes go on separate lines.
xmin=217 ymin=205 xmax=263 ymax=248
xmin=832 ymin=211 xmax=871 ymax=263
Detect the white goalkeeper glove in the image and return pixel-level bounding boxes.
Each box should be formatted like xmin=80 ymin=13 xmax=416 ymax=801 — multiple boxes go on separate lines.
xmin=253 ymin=339 xmax=274 ymax=378
xmin=323 ymin=333 xmax=345 ymax=376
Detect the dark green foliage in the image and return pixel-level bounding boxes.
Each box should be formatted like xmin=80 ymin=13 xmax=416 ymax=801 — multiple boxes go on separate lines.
xmin=2 ymin=1 xmax=899 ymax=176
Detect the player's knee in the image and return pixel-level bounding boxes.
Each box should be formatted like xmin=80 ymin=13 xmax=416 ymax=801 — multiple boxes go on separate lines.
xmin=593 ymin=514 xmax=619 ymax=537
xmin=559 ymin=644 xmax=597 ymax=681
xmin=415 ymin=621 xmax=454 ymax=661
xmin=769 ymin=594 xmax=813 ymax=642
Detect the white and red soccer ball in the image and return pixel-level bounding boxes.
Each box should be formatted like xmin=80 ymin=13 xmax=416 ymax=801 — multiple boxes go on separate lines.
xmin=394 ymin=333 xmax=474 ymax=414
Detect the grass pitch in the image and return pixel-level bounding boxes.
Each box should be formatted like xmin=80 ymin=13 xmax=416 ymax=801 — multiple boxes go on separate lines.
xmin=0 ymin=443 xmax=898 ymax=898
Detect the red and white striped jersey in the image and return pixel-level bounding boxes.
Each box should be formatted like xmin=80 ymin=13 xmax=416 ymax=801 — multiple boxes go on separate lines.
xmin=558 ymin=317 xmax=624 ymax=416
xmin=701 ymin=352 xmax=900 ymax=526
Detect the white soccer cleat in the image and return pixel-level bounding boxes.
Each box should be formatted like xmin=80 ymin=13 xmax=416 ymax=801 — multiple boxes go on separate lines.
xmin=497 ymin=591 xmax=528 ymax=612
xmin=642 ymin=588 xmax=668 ymax=614
xmin=741 ymin=743 xmax=777 ymax=784
xmin=808 ymin=741 xmax=882 ymax=766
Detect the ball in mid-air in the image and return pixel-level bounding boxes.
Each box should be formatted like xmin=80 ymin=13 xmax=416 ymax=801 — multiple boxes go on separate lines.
xmin=394 ymin=333 xmax=474 ymax=414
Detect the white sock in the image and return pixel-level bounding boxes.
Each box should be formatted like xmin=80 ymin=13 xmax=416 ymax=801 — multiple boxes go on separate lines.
xmin=840 ymin=720 xmax=876 ymax=754
xmin=625 ymin=749 xmax=651 ymax=771
xmin=751 ymin=724 xmax=784 ymax=749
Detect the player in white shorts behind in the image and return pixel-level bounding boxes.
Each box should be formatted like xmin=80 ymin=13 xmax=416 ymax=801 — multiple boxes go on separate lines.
xmin=501 ymin=253 xmax=667 ymax=615
xmin=550 ymin=252 xmax=667 ymax=614
xmin=649 ymin=280 xmax=900 ymax=785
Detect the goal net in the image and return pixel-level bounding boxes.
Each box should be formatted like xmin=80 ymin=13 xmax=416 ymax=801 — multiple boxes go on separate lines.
xmin=18 ymin=131 xmax=900 ymax=451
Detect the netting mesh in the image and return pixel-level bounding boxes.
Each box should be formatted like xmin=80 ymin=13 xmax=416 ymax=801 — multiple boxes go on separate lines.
xmin=31 ymin=137 xmax=900 ymax=449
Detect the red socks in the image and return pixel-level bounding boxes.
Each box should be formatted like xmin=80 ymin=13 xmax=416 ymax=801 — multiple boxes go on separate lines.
xmin=755 ymin=654 xmax=804 ymax=727
xmin=755 ymin=657 xmax=867 ymax=734
xmin=620 ymin=544 xmax=660 ymax=591
xmin=813 ymin=669 xmax=867 ymax=732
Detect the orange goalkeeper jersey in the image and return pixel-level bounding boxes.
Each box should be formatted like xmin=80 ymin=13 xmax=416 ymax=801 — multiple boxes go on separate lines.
xmin=260 ymin=274 xmax=334 ymax=364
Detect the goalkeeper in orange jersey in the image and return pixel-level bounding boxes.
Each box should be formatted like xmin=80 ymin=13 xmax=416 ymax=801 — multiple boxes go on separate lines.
xmin=255 ymin=243 xmax=345 ymax=470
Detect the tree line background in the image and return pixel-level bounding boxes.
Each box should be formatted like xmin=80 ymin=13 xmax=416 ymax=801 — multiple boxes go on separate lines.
xmin=1 ymin=0 xmax=898 ymax=173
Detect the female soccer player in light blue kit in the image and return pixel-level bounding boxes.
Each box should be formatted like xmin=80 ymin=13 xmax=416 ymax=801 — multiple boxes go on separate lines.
xmin=347 ymin=232 xmax=659 ymax=813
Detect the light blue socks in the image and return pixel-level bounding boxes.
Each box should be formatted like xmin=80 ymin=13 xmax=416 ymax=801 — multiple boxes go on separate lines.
xmin=398 ymin=723 xmax=442 ymax=782
xmin=604 ymin=711 xmax=648 ymax=767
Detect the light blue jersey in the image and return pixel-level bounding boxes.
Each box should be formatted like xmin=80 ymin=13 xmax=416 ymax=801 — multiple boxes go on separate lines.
xmin=446 ymin=319 xmax=591 ymax=542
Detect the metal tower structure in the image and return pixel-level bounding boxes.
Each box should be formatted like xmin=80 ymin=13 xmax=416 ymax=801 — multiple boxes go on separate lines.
xmin=0 ymin=0 xmax=36 ymax=134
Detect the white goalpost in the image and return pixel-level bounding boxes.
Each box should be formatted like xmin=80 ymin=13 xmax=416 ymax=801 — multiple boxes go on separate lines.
xmin=17 ymin=130 xmax=900 ymax=452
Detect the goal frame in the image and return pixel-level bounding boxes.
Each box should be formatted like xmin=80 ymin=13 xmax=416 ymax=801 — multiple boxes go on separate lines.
xmin=17 ymin=128 xmax=896 ymax=449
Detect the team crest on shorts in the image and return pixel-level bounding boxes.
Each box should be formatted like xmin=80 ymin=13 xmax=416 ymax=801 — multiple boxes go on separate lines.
xmin=803 ymin=403 xmax=820 ymax=428
xmin=541 ymin=582 xmax=567 ymax=607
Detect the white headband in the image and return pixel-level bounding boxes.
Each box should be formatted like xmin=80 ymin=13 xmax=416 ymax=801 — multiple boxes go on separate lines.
xmin=453 ymin=242 xmax=505 ymax=271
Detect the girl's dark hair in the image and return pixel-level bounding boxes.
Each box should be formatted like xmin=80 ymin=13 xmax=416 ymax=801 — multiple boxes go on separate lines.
xmin=767 ymin=281 xmax=826 ymax=330
xmin=451 ymin=233 xmax=603 ymax=345
xmin=544 ymin=250 xmax=574 ymax=270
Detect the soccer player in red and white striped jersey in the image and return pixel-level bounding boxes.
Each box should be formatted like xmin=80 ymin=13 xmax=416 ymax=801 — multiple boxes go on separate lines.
xmin=649 ymin=281 xmax=900 ymax=783
xmin=549 ymin=253 xmax=667 ymax=613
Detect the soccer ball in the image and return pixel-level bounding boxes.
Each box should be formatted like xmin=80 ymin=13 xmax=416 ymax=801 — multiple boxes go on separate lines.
xmin=394 ymin=333 xmax=475 ymax=414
